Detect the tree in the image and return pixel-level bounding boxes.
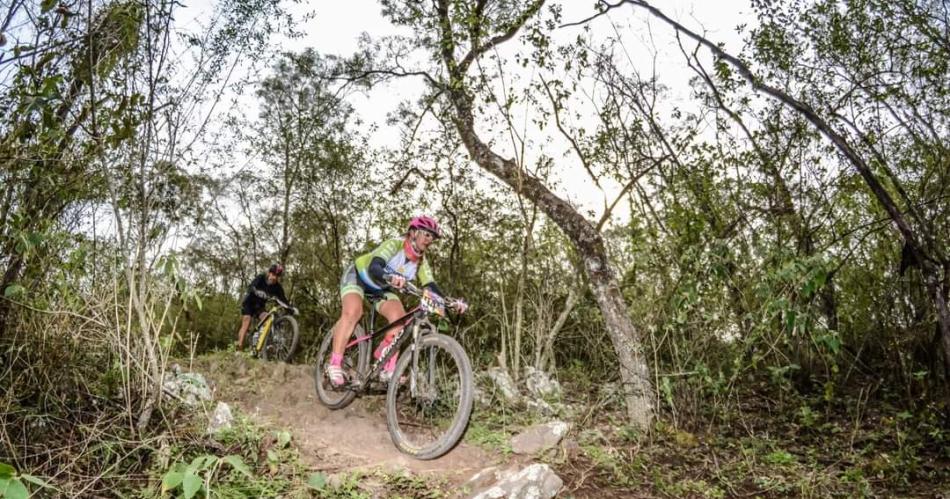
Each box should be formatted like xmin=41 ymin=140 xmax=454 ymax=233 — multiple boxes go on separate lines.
xmin=606 ymin=0 xmax=950 ymax=378
xmin=367 ymin=0 xmax=655 ymax=427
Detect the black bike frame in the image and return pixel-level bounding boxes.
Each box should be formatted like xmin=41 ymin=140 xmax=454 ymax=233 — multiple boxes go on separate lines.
xmin=344 ymin=302 xmax=429 ymax=391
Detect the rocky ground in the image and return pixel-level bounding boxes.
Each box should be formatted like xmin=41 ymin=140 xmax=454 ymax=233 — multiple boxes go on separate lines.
xmin=167 ymin=353 xmax=572 ymax=498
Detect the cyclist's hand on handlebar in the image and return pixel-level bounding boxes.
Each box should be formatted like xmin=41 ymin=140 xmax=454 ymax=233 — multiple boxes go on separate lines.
xmin=386 ymin=274 xmax=407 ymax=289
xmin=450 ymin=298 xmax=468 ymax=315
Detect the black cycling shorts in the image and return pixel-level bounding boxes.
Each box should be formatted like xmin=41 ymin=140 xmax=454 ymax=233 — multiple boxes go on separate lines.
xmin=240 ymin=299 xmax=264 ymax=317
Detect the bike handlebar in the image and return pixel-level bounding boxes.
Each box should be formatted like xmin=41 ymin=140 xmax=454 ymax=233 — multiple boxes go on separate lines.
xmin=266 ymin=296 xmax=295 ymax=314
xmin=402 ymin=281 xmax=460 ymax=307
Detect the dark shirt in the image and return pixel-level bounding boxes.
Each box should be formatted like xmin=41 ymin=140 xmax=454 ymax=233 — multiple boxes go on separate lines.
xmin=242 ymin=273 xmax=288 ymax=309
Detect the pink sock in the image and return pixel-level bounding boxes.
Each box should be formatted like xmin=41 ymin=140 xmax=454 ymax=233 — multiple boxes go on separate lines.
xmin=330 ymin=352 xmax=343 ymax=367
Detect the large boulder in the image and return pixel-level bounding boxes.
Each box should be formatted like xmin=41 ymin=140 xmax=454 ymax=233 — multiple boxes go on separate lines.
xmin=510 ymin=421 xmax=571 ymax=455
xmin=466 ymin=463 xmax=563 ymax=499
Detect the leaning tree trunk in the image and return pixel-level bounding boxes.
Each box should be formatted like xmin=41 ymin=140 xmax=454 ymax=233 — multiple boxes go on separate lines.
xmin=431 ymin=0 xmax=654 ymax=427
xmin=447 ymin=91 xmax=655 ymax=426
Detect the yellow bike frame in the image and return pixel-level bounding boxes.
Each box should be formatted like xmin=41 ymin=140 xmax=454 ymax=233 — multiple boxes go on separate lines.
xmin=254 ymin=304 xmax=279 ymax=352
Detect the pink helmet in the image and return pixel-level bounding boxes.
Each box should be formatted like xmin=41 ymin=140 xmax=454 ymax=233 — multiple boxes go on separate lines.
xmin=408 ymin=215 xmax=442 ymax=239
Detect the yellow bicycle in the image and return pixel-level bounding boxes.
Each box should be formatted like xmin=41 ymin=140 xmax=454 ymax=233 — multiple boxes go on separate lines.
xmin=249 ymin=298 xmax=299 ymax=361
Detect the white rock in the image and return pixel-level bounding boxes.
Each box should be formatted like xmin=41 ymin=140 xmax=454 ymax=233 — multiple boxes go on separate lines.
xmin=523 ymin=366 xmax=561 ymax=399
xmin=487 ymin=367 xmax=521 ymax=403
xmin=163 ymin=371 xmax=212 ymax=406
xmin=468 ymin=463 xmax=563 ymax=499
xmin=525 ymin=399 xmax=556 ymax=416
xmin=473 ymin=386 xmax=493 ymax=408
xmin=510 ymin=421 xmax=571 ymax=455
xmin=207 ymin=402 xmax=233 ymax=433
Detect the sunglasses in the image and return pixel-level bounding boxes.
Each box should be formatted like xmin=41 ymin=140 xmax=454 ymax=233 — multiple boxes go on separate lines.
xmin=416 ymin=230 xmax=438 ymax=240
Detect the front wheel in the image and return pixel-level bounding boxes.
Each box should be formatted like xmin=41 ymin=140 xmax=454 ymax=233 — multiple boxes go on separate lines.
xmin=314 ymin=325 xmax=369 ymax=410
xmin=260 ymin=315 xmax=299 ymax=362
xmin=385 ymin=333 xmax=473 ymax=460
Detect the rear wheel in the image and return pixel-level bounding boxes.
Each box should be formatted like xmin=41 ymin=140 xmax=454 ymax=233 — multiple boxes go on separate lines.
xmin=385 ymin=333 xmax=473 ymax=460
xmin=314 ymin=325 xmax=369 ymax=410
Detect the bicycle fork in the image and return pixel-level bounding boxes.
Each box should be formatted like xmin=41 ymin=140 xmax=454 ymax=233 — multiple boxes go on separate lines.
xmin=255 ymin=316 xmax=273 ymax=352
xmin=409 ymin=322 xmax=438 ymax=402
xmin=410 ymin=322 xmax=420 ymax=397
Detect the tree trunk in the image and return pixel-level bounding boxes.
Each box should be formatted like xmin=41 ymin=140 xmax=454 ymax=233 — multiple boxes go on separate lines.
xmin=431 ymin=0 xmax=654 ymax=426
xmin=445 ymin=89 xmax=655 ymax=426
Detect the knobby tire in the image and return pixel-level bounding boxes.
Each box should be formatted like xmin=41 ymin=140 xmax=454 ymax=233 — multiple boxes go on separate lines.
xmin=314 ymin=325 xmax=369 ymax=410
xmin=385 ymin=333 xmax=473 ymax=460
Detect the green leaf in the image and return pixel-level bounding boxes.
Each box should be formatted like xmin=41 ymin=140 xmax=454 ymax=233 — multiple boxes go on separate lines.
xmin=0 ymin=463 xmax=14 ymax=479
xmin=20 ymin=473 xmax=51 ymax=489
xmin=4 ymin=285 xmax=24 ymax=299
xmin=276 ymin=431 xmax=291 ymax=449
xmin=307 ymin=472 xmax=326 ymax=490
xmin=5 ymin=478 xmax=29 ymax=499
xmin=40 ymin=0 xmax=56 ymax=13
xmin=188 ymin=455 xmax=214 ymax=473
xmin=161 ymin=471 xmax=183 ymax=492
xmin=182 ymin=473 xmax=202 ymax=499
xmin=764 ymin=450 xmax=796 ymax=465
xmin=221 ymin=455 xmax=252 ymax=478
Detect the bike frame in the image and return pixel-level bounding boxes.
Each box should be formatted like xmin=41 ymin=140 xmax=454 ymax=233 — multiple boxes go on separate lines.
xmin=253 ymin=303 xmax=281 ymax=352
xmin=344 ymin=301 xmax=432 ymax=392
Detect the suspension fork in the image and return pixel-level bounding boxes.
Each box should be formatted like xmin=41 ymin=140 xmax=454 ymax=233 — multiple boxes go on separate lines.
xmin=410 ymin=320 xmax=421 ymax=397
xmin=256 ymin=314 xmax=274 ymax=351
xmin=409 ymin=318 xmax=438 ymax=398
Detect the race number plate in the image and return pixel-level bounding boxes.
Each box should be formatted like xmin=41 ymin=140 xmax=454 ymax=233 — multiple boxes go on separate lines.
xmin=420 ymin=288 xmax=446 ymax=317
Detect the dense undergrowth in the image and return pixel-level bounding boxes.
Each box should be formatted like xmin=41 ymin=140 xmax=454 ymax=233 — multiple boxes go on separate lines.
xmin=2 ymin=328 xmax=949 ymax=498
xmin=0 ymin=337 xmax=450 ymax=498
xmin=456 ymin=359 xmax=950 ymax=498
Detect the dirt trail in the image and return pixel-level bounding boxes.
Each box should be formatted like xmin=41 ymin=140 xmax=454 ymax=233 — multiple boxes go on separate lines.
xmin=192 ymin=355 xmax=502 ymax=485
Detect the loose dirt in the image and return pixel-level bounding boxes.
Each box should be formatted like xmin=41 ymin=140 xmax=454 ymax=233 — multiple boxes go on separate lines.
xmin=190 ymin=354 xmax=502 ymax=487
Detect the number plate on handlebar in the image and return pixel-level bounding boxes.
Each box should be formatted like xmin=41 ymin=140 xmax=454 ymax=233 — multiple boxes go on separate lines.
xmin=420 ymin=288 xmax=446 ymax=317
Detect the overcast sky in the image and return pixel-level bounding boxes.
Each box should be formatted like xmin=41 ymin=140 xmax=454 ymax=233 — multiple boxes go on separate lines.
xmin=178 ymin=0 xmax=758 ymax=221
xmin=292 ymin=1 xmax=756 ymax=219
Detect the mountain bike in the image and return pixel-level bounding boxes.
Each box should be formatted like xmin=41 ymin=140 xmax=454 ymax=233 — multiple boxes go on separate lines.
xmin=249 ymin=297 xmax=299 ymax=362
xmin=313 ymin=282 xmax=473 ymax=460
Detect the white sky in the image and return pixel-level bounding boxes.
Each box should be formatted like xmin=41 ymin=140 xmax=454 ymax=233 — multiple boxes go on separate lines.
xmin=178 ymin=0 xmax=757 ymax=223
xmin=295 ymin=1 xmax=756 ymax=220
